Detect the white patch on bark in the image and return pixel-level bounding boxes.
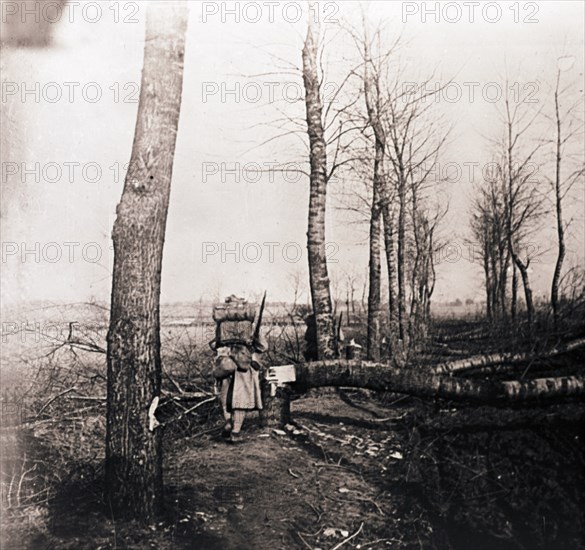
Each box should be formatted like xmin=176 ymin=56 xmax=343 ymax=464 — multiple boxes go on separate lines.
xmin=148 ymin=396 xmax=160 ymax=431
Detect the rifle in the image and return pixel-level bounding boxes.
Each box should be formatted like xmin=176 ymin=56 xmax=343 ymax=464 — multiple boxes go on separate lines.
xmin=252 ymin=290 xmax=267 ymax=347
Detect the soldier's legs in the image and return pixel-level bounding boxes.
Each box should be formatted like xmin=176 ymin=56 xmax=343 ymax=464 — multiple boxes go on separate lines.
xmin=219 ymin=378 xmax=232 ymax=431
xmin=231 ymin=409 xmax=246 ymax=434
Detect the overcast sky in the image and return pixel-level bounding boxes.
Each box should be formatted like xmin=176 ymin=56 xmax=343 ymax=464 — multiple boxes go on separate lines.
xmin=1 ymin=0 xmax=583 ymax=307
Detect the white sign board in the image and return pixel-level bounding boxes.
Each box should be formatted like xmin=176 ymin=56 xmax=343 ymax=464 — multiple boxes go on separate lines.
xmin=265 ymin=364 xmax=297 ymax=386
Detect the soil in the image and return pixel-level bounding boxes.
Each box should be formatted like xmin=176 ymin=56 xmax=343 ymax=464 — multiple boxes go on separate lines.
xmin=6 ymin=389 xmax=583 ymax=550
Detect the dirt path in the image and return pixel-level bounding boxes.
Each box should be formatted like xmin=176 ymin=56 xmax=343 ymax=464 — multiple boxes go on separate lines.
xmin=164 ymin=391 xmax=417 ymax=549
xmin=3 ymin=390 xmax=421 ymax=550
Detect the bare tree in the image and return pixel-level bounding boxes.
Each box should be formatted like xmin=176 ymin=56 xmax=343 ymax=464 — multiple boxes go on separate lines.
xmin=547 ymin=68 xmax=584 ymax=328
xmin=341 ymin=16 xmax=402 ymax=360
xmin=342 ymin=16 xmax=449 ymax=360
xmin=301 ymin=6 xmax=338 ymax=359
xmin=381 ymin=73 xmax=449 ymax=354
xmin=498 ymin=84 xmax=546 ymax=329
xmin=470 ymin=171 xmax=511 ymax=321
xmin=106 ymin=4 xmax=188 ymax=521
xmin=361 ymin=27 xmax=389 ymax=360
xmin=409 ymin=197 xmax=445 ymax=342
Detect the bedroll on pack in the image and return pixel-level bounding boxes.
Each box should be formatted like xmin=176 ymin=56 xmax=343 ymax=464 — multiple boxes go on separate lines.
xmin=212 ymin=295 xmax=257 ymax=323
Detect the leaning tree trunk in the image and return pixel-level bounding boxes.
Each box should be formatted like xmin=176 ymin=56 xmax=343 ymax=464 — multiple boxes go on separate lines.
xmin=267 ymin=346 xmax=585 ymax=425
xmin=551 ymin=78 xmax=565 ymax=330
xmin=105 ymin=5 xmax=188 ymax=521
xmin=302 ymin=10 xmax=336 ymax=360
xmin=511 ymin=250 xmax=534 ymax=328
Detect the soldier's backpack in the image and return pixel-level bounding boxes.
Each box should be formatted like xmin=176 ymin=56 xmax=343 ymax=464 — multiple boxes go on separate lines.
xmin=212 ymin=296 xmax=257 ymax=347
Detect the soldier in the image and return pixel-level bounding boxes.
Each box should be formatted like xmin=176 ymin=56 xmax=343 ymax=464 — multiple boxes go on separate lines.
xmin=303 ymin=313 xmax=318 ymax=362
xmin=211 ymin=295 xmax=267 ymax=443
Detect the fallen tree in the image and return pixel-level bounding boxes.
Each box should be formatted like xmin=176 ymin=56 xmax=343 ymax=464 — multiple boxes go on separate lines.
xmin=259 ymin=357 xmax=585 ymax=426
xmin=430 ymin=336 xmax=585 ymax=375
xmin=293 ymin=361 xmax=585 ymax=403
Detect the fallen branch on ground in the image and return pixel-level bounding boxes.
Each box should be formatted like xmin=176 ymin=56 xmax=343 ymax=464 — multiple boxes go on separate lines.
xmin=35 ymin=387 xmax=78 ymax=418
xmin=157 ymin=396 xmax=217 ymax=428
xmin=430 ymin=337 xmax=585 ymax=375
xmin=330 ymin=522 xmax=364 ymax=550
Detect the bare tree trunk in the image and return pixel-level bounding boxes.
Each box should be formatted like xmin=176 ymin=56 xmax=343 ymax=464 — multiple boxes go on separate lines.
xmin=105 ymin=4 xmax=188 ymax=521
xmin=551 ymin=74 xmax=565 ymax=330
xmin=409 ymin=189 xmax=423 ymax=346
xmin=515 ymin=255 xmax=535 ymax=326
xmin=346 ymin=288 xmax=351 ymax=326
xmin=498 ymin=244 xmax=509 ymax=320
xmin=259 ymin=381 xmax=291 ymax=427
xmin=362 ymin=37 xmax=385 ymax=361
xmin=366 ymin=145 xmax=383 ymax=360
xmin=511 ymin=261 xmax=518 ymax=323
xmin=504 ymin=96 xmax=537 ymax=330
xmin=302 ymin=11 xmax=337 ymax=360
xmin=426 ymin=229 xmax=436 ymax=320
xmin=396 ymin=175 xmax=407 ymax=341
xmin=382 ymin=200 xmax=397 ymax=330
xmin=482 ymin=235 xmax=493 ymax=320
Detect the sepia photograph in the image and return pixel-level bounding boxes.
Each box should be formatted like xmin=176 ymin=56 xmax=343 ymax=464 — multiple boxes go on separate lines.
xmin=1 ymin=1 xmax=584 ymax=548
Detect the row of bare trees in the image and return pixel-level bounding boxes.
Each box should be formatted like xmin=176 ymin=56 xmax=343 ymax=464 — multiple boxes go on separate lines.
xmin=300 ymin=14 xmax=583 ymax=354
xmin=300 ymin=13 xmax=450 ymax=362
xmin=470 ymin=71 xmax=584 ymax=332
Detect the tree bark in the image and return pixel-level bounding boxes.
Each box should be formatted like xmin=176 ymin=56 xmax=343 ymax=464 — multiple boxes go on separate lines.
xmin=498 ymin=241 xmax=510 ymax=320
xmin=481 ymin=231 xmax=493 ymax=320
xmin=293 ymin=361 xmax=585 ymax=403
xmin=302 ymin=8 xmax=336 ymax=360
xmin=382 ymin=200 xmax=397 ymax=332
xmin=396 ymin=174 xmax=407 ymax=342
xmin=105 ymin=4 xmax=188 ymax=521
xmin=511 ymin=261 xmax=518 ymax=322
xmin=366 ymin=178 xmax=382 ymax=360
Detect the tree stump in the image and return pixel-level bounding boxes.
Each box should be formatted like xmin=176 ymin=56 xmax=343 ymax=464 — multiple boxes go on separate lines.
xmin=259 ymin=379 xmax=291 ymax=427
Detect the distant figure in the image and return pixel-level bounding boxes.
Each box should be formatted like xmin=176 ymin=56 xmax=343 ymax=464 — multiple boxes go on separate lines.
xmin=303 ymin=313 xmax=318 ymax=362
xmin=345 ymin=338 xmax=363 ymax=360
xmin=211 ymin=295 xmax=267 ymax=443
xmin=303 ymin=312 xmax=344 ymax=360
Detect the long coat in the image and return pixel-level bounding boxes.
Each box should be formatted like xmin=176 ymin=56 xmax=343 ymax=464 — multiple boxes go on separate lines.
xmin=229 ymin=367 xmax=262 ymax=410
xmin=217 ymin=346 xmax=263 ymax=411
